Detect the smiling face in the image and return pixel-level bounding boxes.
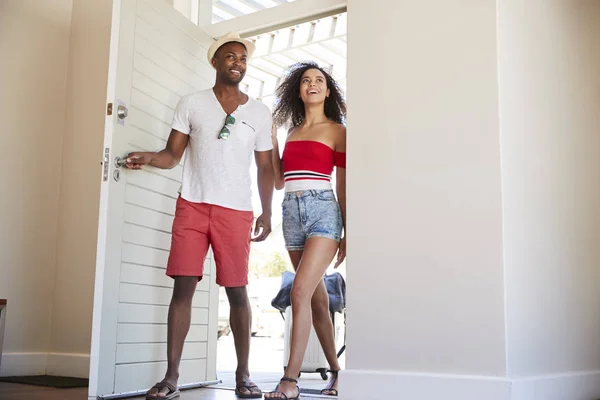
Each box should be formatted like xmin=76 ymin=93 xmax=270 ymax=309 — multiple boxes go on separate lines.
xmin=298 ymin=68 xmax=330 ymax=105
xmin=212 ymin=42 xmax=247 ymax=84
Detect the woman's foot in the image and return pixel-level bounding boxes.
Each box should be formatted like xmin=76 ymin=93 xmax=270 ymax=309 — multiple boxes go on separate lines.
xmin=321 ymin=370 xmax=339 ymax=396
xmin=264 ymin=377 xmax=300 ymax=399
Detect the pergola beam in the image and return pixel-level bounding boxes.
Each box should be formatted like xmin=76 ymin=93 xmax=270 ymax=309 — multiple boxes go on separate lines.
xmin=200 ymin=0 xmax=347 ymax=39
xmin=213 ymin=1 xmax=245 ymax=18
xmin=195 ymin=0 xmax=212 ymax=25
xmin=254 ymin=32 xmax=346 ymax=60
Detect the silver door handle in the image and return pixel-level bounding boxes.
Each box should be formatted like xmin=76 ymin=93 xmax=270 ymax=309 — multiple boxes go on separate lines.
xmin=114 ymin=157 xmax=127 ymax=168
xmin=117 ymin=105 xmax=128 ymax=119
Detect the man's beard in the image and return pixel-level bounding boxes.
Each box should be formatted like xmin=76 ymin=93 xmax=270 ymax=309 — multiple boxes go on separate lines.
xmin=220 ymin=72 xmax=244 ymax=85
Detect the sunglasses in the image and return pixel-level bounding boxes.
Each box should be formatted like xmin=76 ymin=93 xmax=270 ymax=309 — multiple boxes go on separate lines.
xmin=218 ymin=114 xmax=235 ymax=139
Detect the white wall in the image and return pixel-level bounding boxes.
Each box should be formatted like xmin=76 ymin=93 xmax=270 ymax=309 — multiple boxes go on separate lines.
xmin=499 ymin=0 xmax=600 ymax=384
xmin=0 ymin=0 xmax=112 ymax=378
xmin=48 ymin=0 xmax=113 ymax=378
xmin=343 ymin=0 xmax=600 ymax=399
xmin=343 ymin=0 xmax=507 ymax=398
xmin=0 ymin=0 xmax=73 ymax=376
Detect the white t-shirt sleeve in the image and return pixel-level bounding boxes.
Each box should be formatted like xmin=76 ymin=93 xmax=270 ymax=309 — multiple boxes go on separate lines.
xmin=255 ymin=110 xmax=273 ymax=152
xmin=172 ymin=95 xmax=191 ymax=134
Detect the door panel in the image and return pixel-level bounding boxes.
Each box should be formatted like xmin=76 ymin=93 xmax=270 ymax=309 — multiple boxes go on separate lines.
xmin=89 ymin=0 xmax=219 ymax=397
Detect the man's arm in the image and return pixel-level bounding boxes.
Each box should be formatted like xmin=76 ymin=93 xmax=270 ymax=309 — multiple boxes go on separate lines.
xmin=125 ymin=129 xmax=189 ymax=170
xmin=252 ymin=149 xmax=274 ymax=242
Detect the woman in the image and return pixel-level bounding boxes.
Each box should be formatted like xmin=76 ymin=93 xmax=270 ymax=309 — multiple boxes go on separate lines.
xmin=266 ymin=61 xmax=346 ymax=399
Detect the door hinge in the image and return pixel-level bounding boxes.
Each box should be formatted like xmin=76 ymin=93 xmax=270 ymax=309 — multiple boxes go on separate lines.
xmin=107 ymin=102 xmax=113 ymax=116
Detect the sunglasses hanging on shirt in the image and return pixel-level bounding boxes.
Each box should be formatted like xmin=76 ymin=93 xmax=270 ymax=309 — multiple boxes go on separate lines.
xmin=218 ymin=114 xmax=235 ymax=139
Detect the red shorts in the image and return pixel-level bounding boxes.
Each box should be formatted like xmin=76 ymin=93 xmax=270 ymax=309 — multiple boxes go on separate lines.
xmin=166 ymin=196 xmax=254 ymax=287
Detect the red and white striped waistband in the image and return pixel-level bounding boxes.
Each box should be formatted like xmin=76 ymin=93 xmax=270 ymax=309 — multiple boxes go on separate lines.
xmin=284 ymin=170 xmax=332 ymax=192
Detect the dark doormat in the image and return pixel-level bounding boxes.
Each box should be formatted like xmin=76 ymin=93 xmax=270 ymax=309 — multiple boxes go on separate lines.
xmin=0 ymin=375 xmax=89 ymax=388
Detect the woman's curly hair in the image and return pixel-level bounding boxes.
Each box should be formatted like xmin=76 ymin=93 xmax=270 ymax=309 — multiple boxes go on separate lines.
xmin=272 ymin=61 xmax=346 ymax=128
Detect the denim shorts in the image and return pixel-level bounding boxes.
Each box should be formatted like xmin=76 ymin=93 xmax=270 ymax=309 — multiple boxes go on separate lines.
xmin=282 ymin=189 xmax=343 ymax=251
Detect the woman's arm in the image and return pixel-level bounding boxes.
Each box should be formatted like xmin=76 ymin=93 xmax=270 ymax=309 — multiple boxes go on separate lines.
xmin=334 ymin=126 xmax=347 ymax=268
xmin=271 ymin=122 xmax=285 ymax=190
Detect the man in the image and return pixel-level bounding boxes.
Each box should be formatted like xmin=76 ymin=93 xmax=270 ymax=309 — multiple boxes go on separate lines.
xmin=125 ymin=32 xmax=274 ymax=399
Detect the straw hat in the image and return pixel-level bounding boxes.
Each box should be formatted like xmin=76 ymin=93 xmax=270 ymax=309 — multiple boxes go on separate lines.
xmin=207 ymin=32 xmax=255 ymax=67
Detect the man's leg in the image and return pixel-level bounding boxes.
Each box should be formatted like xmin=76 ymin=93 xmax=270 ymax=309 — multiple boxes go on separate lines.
xmin=146 ymin=277 xmax=198 ymax=398
xmin=210 ymin=205 xmax=260 ymax=397
xmin=147 ymin=197 xmax=209 ymax=398
xmin=225 ymin=286 xmax=255 ymax=390
xmin=165 ymin=277 xmax=198 ymax=381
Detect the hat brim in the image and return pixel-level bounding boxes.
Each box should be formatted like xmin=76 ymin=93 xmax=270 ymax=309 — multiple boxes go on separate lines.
xmin=207 ymin=37 xmax=256 ymax=68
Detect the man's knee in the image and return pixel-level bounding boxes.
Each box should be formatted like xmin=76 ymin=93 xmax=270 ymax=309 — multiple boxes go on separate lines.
xmin=225 ymin=286 xmax=249 ymax=308
xmin=172 ymin=276 xmax=198 ymax=302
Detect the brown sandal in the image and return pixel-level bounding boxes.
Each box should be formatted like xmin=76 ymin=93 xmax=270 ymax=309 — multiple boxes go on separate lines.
xmin=235 ymin=379 xmax=262 ymax=398
xmin=146 ymin=381 xmax=180 ymax=399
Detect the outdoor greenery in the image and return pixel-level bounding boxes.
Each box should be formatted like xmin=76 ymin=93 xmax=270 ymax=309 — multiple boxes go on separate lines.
xmin=250 ymin=251 xmax=291 ymax=278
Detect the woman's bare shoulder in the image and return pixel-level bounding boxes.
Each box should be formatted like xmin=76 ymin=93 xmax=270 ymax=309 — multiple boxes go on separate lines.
xmin=329 ymin=123 xmax=346 ymax=151
xmin=330 ymin=123 xmax=346 ymax=139
xmin=334 ymin=123 xmax=346 ymax=133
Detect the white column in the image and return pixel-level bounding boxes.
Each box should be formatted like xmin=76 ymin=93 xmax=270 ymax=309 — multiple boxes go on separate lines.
xmin=345 ymin=1 xmax=506 ymax=398
xmin=499 ymin=1 xmax=600 ymax=399
xmin=344 ymin=0 xmax=600 ymax=399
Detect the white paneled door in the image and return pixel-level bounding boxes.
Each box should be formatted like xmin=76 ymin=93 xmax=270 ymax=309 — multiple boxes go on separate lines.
xmin=89 ymin=0 xmax=219 ymax=398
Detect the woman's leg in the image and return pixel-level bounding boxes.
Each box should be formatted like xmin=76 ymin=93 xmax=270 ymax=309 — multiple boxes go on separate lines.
xmin=311 ymin=279 xmax=341 ymax=395
xmin=264 ymin=237 xmax=339 ymax=399
xmin=310 ymin=280 xmax=341 ymax=370
xmin=288 ymin=250 xmax=341 ymax=395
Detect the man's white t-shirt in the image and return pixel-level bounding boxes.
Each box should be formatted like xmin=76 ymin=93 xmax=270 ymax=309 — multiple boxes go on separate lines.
xmin=172 ymin=89 xmax=273 ymax=211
